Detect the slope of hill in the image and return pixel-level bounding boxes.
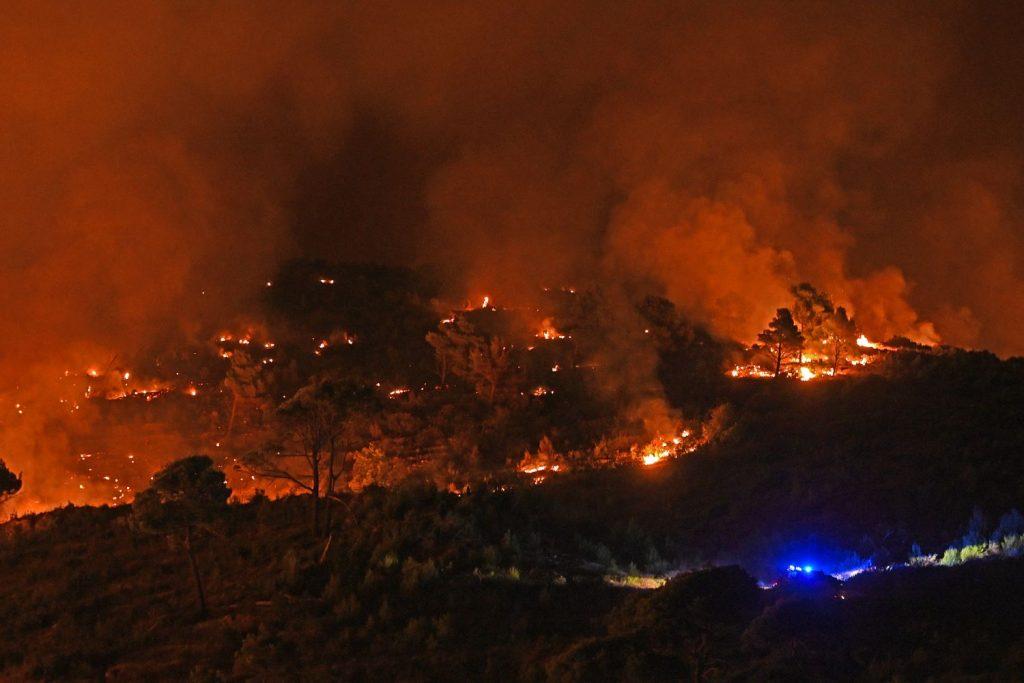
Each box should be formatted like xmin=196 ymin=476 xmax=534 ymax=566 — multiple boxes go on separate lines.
xmin=2 ymin=475 xmax=1024 ymax=680
xmin=3 ymin=347 xmax=1024 ymax=679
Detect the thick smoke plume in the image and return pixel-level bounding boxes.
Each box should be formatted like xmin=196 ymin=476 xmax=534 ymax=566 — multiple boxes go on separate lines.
xmin=1 ymin=1 xmax=1023 ymax=506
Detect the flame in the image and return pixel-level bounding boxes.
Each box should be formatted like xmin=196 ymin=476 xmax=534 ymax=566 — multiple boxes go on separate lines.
xmin=536 ymin=318 xmax=568 ymax=340
xmin=856 ymin=334 xmax=881 ymax=349
xmin=799 ymin=366 xmax=816 ymax=382
xmin=638 ymin=429 xmax=697 ymax=466
xmin=728 ymin=364 xmax=774 ymax=379
xmin=520 ymin=463 xmax=561 ymax=474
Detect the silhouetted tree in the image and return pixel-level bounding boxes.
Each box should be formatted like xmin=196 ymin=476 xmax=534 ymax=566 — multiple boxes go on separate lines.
xmin=132 ymin=456 xmax=230 ymax=616
xmin=244 ymin=379 xmax=375 ymax=535
xmin=426 ymin=318 xmax=474 ymax=386
xmin=758 ymin=308 xmax=804 ymax=377
xmin=469 ymin=337 xmax=513 ymax=402
xmin=427 ymin=318 xmax=513 ymax=402
xmin=224 ymin=349 xmax=270 ymax=435
xmin=318 ymin=380 xmax=376 ymax=528
xmin=822 ymin=306 xmax=857 ymax=375
xmin=790 ymin=283 xmax=834 ymax=362
xmin=0 ymin=460 xmax=21 ymax=512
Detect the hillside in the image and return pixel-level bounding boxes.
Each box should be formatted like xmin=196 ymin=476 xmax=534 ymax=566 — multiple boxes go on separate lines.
xmin=3 ymin=266 xmax=1024 ymax=680
xmin=2 ymin=483 xmax=1024 ymax=681
xmin=4 ymin=351 xmax=1024 ymax=680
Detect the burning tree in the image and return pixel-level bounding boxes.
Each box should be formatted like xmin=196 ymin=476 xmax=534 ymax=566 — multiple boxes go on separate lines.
xmin=132 ymin=455 xmax=231 ymax=616
xmin=758 ymin=308 xmax=804 ymax=377
xmin=0 ymin=460 xmax=22 ymax=511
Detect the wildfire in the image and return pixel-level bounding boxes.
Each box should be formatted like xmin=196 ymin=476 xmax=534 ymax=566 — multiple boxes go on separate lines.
xmin=637 ymin=429 xmax=696 ymax=466
xmin=799 ymin=366 xmax=816 ymax=382
xmin=729 ymin=364 xmax=775 ymax=379
xmin=520 ymin=463 xmax=561 ymax=475
xmin=536 ymin=318 xmax=568 ymax=340
xmin=857 ymin=334 xmax=881 ymax=349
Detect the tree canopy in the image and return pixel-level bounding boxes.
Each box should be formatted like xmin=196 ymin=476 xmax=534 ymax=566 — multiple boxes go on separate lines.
xmin=0 ymin=460 xmax=21 ymax=509
xmin=758 ymin=308 xmax=804 ymax=377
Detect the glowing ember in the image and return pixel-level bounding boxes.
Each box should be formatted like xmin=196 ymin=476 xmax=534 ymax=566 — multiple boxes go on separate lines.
xmin=728 ymin=364 xmax=774 ymax=379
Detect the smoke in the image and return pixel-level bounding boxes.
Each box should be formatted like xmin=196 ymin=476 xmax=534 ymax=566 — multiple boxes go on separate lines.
xmin=2 ymin=1 xmax=1024 ymax=506
xmin=3 ymin=1 xmax=1021 ymax=360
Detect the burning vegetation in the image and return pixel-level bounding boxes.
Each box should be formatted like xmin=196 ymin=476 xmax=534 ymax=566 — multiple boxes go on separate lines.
xmin=727 ymin=283 xmax=935 ymax=382
xmin=0 ymin=260 xmax=956 ymax=518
